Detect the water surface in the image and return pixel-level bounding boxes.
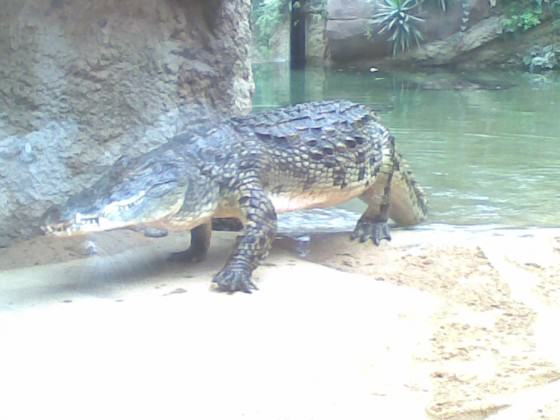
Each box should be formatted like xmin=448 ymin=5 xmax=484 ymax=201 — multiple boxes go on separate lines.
xmin=253 ymin=64 xmax=560 ymax=227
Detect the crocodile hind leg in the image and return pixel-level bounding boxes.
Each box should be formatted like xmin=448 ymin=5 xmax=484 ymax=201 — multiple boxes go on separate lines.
xmin=352 ymin=175 xmax=393 ymax=245
xmin=168 ymin=223 xmax=212 ymax=263
xmin=352 ymin=136 xmax=395 ymax=245
xmin=213 ymin=182 xmax=277 ymax=293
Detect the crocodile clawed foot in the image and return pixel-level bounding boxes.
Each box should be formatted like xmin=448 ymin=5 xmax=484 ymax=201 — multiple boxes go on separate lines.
xmin=351 ymin=218 xmax=391 ymax=246
xmin=168 ymin=248 xmax=206 ymax=264
xmin=212 ymin=269 xmax=258 ymax=294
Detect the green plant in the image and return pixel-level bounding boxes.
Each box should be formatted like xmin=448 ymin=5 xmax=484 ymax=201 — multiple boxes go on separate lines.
xmin=503 ymin=11 xmax=541 ymax=32
xmin=501 ymin=0 xmax=550 ymax=33
xmin=372 ymin=0 xmax=425 ymax=55
xmin=252 ymin=0 xmax=291 ymax=48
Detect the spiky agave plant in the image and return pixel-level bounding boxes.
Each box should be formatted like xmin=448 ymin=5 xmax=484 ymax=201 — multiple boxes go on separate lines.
xmin=372 ymin=0 xmax=425 ymax=55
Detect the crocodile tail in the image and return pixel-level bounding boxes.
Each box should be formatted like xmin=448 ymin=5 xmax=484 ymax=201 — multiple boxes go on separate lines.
xmin=389 ymin=152 xmax=428 ymax=226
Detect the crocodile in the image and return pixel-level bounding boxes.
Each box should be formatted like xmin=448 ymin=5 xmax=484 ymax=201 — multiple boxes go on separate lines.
xmin=42 ymin=101 xmax=427 ymax=293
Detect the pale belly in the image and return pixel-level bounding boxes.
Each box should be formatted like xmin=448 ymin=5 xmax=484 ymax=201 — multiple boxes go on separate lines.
xmin=168 ymin=185 xmax=369 ymax=227
xmin=269 ymin=186 xmax=367 ymax=214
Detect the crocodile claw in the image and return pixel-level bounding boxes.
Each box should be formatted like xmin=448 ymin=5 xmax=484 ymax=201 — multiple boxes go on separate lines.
xmin=168 ymin=248 xmax=206 ymax=263
xmin=351 ymin=219 xmax=391 ymax=246
xmin=212 ymin=269 xmax=258 ymax=294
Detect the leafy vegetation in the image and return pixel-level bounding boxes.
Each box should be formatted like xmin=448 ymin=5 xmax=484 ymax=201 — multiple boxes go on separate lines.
xmin=252 ymin=0 xmax=291 ymax=49
xmin=371 ymin=0 xmax=425 ymax=55
xmin=368 ymin=0 xmax=466 ymax=56
xmin=250 ymin=0 xmax=559 ymax=63
xmin=251 ymin=0 xmax=328 ymax=51
xmin=502 ymin=0 xmax=560 ymax=33
xmin=503 ymin=11 xmax=542 ymax=32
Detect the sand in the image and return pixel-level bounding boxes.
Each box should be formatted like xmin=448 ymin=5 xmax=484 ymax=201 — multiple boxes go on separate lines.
xmin=0 ymin=226 xmax=559 ymax=419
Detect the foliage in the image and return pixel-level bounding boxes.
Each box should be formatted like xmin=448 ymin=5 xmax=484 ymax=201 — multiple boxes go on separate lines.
xmin=501 ymin=0 xmax=560 ymax=33
xmin=252 ymin=0 xmax=328 ymax=52
xmin=503 ymin=11 xmax=541 ymax=32
xmin=371 ymin=0 xmax=425 ymax=55
xmin=252 ymin=0 xmax=291 ymax=48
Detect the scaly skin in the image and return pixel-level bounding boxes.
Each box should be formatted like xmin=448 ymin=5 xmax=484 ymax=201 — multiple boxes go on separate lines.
xmin=42 ymin=101 xmax=427 ymax=293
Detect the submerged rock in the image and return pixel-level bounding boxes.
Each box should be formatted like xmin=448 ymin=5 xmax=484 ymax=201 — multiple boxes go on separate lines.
xmin=524 ymin=45 xmax=559 ymax=73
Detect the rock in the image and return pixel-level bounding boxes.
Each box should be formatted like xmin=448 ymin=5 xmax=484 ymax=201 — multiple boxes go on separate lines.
xmin=142 ymin=227 xmax=169 ymax=239
xmin=0 ymin=0 xmax=253 ymax=247
xmin=0 ymin=237 xmax=10 ymax=248
xmin=326 ymin=0 xmax=490 ymax=65
xmin=250 ymin=1 xmax=291 ymax=63
xmin=380 ymin=16 xmax=560 ymax=69
xmin=524 ymin=45 xmax=559 ymax=73
xmin=302 ymin=2 xmax=328 ymax=64
xmin=326 ymin=17 xmax=390 ymax=63
xmin=392 ymin=16 xmax=507 ymax=66
xmin=78 ymin=240 xmax=98 ymax=257
xmin=265 ymin=13 xmax=291 ymax=63
xmin=251 ymin=0 xmax=327 ymax=64
xmin=327 ymin=0 xmax=371 ymax=20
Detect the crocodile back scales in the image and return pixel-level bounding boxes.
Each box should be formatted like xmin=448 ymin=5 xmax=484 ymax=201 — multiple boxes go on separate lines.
xmin=229 ymin=101 xmax=426 ymax=222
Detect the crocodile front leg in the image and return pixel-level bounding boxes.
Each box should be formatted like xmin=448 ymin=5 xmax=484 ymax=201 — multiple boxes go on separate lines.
xmin=213 ymin=182 xmax=277 ymax=293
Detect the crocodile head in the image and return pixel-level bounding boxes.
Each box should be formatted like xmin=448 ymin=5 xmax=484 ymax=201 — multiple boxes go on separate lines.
xmin=42 ymin=152 xmax=188 ymax=236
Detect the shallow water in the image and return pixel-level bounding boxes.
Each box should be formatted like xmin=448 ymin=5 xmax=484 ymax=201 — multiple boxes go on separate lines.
xmin=253 ymin=64 xmax=560 ymax=227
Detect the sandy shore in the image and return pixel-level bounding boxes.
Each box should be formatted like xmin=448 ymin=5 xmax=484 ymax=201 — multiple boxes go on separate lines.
xmin=0 ymin=226 xmax=559 ymax=419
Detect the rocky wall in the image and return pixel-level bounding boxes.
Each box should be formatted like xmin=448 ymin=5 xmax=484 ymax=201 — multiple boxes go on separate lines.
xmin=303 ymin=0 xmax=328 ymax=64
xmin=0 ymin=0 xmax=253 ymax=246
xmin=326 ymin=0 xmax=490 ymax=65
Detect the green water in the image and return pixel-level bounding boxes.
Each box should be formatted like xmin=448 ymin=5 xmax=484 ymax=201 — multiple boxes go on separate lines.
xmin=253 ymin=64 xmax=560 ymax=227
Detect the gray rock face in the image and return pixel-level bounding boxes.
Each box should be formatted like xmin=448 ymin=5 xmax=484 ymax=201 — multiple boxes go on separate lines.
xmin=326 ymin=0 xmax=490 ymax=65
xmin=388 ymin=16 xmax=507 ymax=67
xmin=394 ymin=17 xmax=560 ymax=70
xmin=305 ymin=10 xmax=328 ymax=64
xmin=0 ymin=0 xmax=253 ymax=245
xmin=524 ymin=45 xmax=559 ymax=73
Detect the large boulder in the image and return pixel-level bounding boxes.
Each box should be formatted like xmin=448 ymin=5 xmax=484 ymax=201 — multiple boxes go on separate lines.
xmin=386 ymin=16 xmax=560 ymax=69
xmin=326 ymin=0 xmax=491 ymax=65
xmin=0 ymin=0 xmax=253 ymax=246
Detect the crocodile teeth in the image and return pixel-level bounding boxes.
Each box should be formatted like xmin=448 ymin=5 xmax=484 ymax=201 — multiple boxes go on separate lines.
xmin=75 ymin=213 xmax=100 ymax=226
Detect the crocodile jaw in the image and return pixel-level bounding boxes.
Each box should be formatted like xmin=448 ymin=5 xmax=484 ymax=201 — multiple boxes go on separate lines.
xmin=42 ymin=212 xmax=133 ymax=236
xmin=42 ymin=190 xmax=184 ymax=236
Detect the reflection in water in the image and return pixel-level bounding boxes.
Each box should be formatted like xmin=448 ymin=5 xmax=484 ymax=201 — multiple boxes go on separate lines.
xmin=253 ymin=64 xmax=560 ymax=227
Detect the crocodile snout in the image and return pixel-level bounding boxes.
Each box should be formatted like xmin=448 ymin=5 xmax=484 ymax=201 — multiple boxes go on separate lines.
xmin=41 ymin=205 xmax=75 ymax=235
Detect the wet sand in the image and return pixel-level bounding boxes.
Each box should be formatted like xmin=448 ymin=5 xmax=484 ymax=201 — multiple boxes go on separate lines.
xmin=0 ymin=227 xmax=559 ymax=419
